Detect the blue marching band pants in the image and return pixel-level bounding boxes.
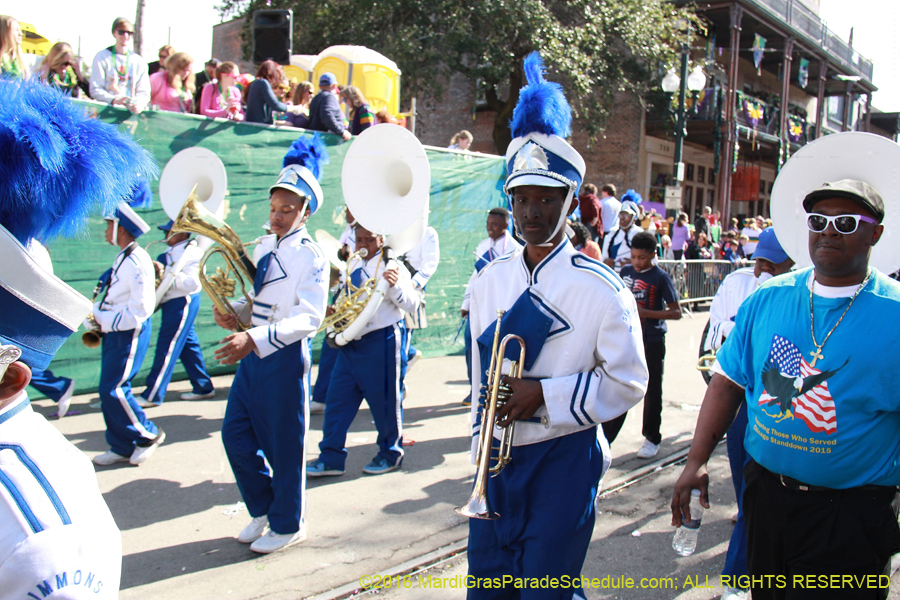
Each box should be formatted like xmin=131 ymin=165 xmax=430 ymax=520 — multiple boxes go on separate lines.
xmin=99 ymin=321 xmax=160 ymax=456
xmin=141 ymin=293 xmax=213 ymax=404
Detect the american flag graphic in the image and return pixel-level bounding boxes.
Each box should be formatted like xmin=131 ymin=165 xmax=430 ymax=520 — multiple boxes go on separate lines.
xmin=758 ymin=335 xmax=837 ymax=434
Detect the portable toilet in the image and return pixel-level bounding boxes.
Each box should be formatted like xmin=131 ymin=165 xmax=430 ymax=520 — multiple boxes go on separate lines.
xmin=312 ymin=45 xmax=401 ymax=117
xmin=285 ymin=54 xmax=317 ymax=84
xmin=20 ymin=22 xmax=52 ymax=56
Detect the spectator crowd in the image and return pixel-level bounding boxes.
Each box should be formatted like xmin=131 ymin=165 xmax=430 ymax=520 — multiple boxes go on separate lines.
xmin=0 ymin=14 xmax=400 ymax=134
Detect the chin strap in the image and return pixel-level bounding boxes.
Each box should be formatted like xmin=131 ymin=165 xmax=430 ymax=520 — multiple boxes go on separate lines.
xmin=110 ymin=219 xmax=119 ymax=246
xmin=508 ymin=184 xmax=576 ymax=247
xmin=284 ymin=198 xmax=311 ymax=238
xmin=536 ymin=186 xmax=576 ymax=247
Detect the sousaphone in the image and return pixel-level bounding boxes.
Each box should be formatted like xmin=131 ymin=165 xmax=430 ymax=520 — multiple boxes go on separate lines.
xmin=320 ymin=125 xmax=431 ymax=345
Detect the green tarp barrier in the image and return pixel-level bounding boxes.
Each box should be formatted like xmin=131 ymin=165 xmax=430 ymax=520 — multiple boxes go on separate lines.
xmin=41 ymin=102 xmax=507 ymax=397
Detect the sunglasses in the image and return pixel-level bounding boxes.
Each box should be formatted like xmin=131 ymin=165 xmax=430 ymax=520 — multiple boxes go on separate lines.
xmin=116 ymin=29 xmax=134 ymax=36
xmin=807 ymin=213 xmax=877 ymax=234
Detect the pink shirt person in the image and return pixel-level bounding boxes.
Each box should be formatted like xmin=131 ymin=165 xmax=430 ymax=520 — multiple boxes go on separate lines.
xmin=199 ymin=81 xmax=244 ymax=120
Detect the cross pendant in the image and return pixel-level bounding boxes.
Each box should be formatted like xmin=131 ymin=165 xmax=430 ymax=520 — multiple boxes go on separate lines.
xmin=809 ymin=347 xmax=824 ymax=368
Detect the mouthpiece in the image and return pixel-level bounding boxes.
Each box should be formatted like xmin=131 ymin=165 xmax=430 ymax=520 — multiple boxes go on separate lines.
xmin=358 ymin=248 xmax=369 ymax=258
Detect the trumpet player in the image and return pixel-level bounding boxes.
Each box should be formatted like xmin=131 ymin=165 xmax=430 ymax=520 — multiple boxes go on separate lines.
xmin=137 ymin=221 xmax=214 ymax=407
xmin=214 ymin=137 xmax=329 ymax=554
xmin=91 ymin=185 xmax=167 ymax=467
xmin=464 ymin=53 xmax=647 ymax=599
xmin=307 ymin=223 xmax=420 ymax=477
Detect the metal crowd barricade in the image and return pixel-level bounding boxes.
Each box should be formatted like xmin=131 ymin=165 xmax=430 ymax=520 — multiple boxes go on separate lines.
xmin=657 ymin=259 xmax=750 ymax=307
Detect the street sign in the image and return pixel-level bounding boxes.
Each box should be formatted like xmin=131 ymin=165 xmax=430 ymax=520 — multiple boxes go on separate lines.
xmin=664 ymin=185 xmax=683 ymax=210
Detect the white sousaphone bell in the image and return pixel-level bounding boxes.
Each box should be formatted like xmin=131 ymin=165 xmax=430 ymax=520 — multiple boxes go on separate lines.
xmin=321 ymin=124 xmax=431 ymax=346
xmin=770 ymin=131 xmax=900 ymax=274
xmin=155 ymin=147 xmax=228 ymax=306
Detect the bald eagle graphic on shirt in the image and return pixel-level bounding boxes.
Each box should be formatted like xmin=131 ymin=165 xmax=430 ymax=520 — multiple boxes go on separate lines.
xmin=758 ymin=335 xmax=846 ymax=434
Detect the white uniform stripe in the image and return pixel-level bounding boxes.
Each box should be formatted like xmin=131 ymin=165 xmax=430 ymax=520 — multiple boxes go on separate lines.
xmin=300 ymin=337 xmax=310 ymax=524
xmin=115 ymin=327 xmax=154 ymax=440
xmin=144 ymin=300 xmax=191 ymax=401
xmin=390 ymin=323 xmax=404 ymax=459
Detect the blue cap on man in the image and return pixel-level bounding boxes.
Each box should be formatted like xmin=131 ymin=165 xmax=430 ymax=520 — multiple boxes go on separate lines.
xmin=319 ymin=72 xmax=337 ymax=86
xmin=753 ymin=227 xmax=789 ymax=264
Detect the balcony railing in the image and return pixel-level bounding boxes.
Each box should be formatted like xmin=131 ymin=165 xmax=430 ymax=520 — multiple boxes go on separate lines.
xmin=735 ymin=91 xmax=810 ymax=145
xmin=747 ymin=0 xmax=874 ymax=81
xmin=648 ymin=89 xmax=810 ymax=146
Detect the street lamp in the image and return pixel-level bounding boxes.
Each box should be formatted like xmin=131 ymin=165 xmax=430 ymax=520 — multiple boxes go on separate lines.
xmin=663 ymin=46 xmax=707 ymax=184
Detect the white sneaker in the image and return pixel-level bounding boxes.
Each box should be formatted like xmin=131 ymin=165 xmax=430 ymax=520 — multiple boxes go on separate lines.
xmin=722 ymin=586 xmax=749 ymax=600
xmin=407 ymin=349 xmax=422 ymax=371
xmin=136 ymin=398 xmax=158 ymax=408
xmin=309 ymin=401 xmax=326 ymax=415
xmin=93 ymin=450 xmax=129 ymax=466
xmin=249 ymin=528 xmax=306 ymax=554
xmin=636 ymin=439 xmax=660 ymax=459
xmin=129 ymin=430 xmax=166 ymax=465
xmin=57 ymin=379 xmax=75 ymax=418
xmin=237 ymin=515 xmax=269 ymax=543
xmin=181 ymin=391 xmax=215 ymax=401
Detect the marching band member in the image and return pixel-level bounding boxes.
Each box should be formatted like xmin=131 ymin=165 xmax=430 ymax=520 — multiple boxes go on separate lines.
xmin=138 ymin=221 xmax=214 ymax=407
xmin=215 ymin=136 xmax=329 ymax=554
xmin=25 ymin=240 xmax=77 ymax=417
xmin=307 ymin=224 xmax=420 ymax=477
xmin=464 ymin=53 xmax=647 ymax=599
xmin=310 ymin=207 xmax=357 ymax=415
xmin=400 ymin=225 xmax=439 ymax=374
xmin=0 ymin=77 xmax=156 ymax=599
xmin=91 ymin=184 xmax=166 ymax=467
xmin=601 ymin=190 xmax=643 ymax=272
xmin=460 ymin=207 xmax=522 ymax=406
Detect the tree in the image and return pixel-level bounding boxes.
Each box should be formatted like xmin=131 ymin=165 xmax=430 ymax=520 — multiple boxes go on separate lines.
xmin=134 ymin=0 xmax=146 ymax=56
xmin=218 ymin=0 xmax=699 ymax=153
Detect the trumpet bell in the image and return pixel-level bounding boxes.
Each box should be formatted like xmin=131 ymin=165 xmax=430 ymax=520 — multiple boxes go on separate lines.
xmin=81 ymin=331 xmax=102 ymax=349
xmin=455 ymin=496 xmax=500 ymax=520
xmin=159 ymin=147 xmax=227 ymax=220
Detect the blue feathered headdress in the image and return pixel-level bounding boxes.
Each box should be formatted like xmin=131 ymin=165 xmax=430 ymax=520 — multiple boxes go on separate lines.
xmin=504 ymin=52 xmax=585 ymax=200
xmin=0 ymin=79 xmax=158 ymax=245
xmin=621 ymin=189 xmax=643 ymax=204
xmin=270 ymin=134 xmax=329 ymax=215
xmin=510 ymin=52 xmax=572 ymax=139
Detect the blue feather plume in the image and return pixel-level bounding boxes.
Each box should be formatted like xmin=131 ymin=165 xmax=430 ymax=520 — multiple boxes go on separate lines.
xmin=283 ymin=134 xmax=329 ymax=180
xmin=622 ymin=189 xmax=643 ymax=204
xmin=509 ymin=52 xmax=572 ymax=139
xmin=127 ymin=177 xmax=153 ymax=209
xmin=0 ymin=79 xmax=158 ymax=245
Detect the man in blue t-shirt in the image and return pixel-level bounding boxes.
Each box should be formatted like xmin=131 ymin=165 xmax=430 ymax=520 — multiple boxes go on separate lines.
xmin=672 ymin=176 xmax=900 ymax=599
xmin=612 ymin=232 xmax=680 ymax=457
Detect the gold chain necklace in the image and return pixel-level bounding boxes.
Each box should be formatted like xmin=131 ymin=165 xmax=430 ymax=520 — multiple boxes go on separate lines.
xmin=808 ymin=270 xmax=870 ymax=368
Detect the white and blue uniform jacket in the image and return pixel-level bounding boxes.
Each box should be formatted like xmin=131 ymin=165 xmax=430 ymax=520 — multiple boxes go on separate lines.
xmin=342 ymin=252 xmax=420 ymax=340
xmin=461 ymin=231 xmax=522 ymax=312
xmin=0 ymin=392 xmax=121 ymax=598
xmin=158 ymin=238 xmax=203 ymax=304
xmin=234 ymin=226 xmax=329 ymax=358
xmin=93 ymin=244 xmax=155 ymax=333
xmin=704 ymin=266 xmax=759 ymax=352
xmin=403 ymin=226 xmax=440 ymax=290
xmin=468 ymin=240 xmax=648 ymax=450
xmin=601 ymin=225 xmax=643 ymax=272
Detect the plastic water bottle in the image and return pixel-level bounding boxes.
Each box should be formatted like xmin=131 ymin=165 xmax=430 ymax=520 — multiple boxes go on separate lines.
xmin=672 ymin=489 xmax=704 ymax=556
